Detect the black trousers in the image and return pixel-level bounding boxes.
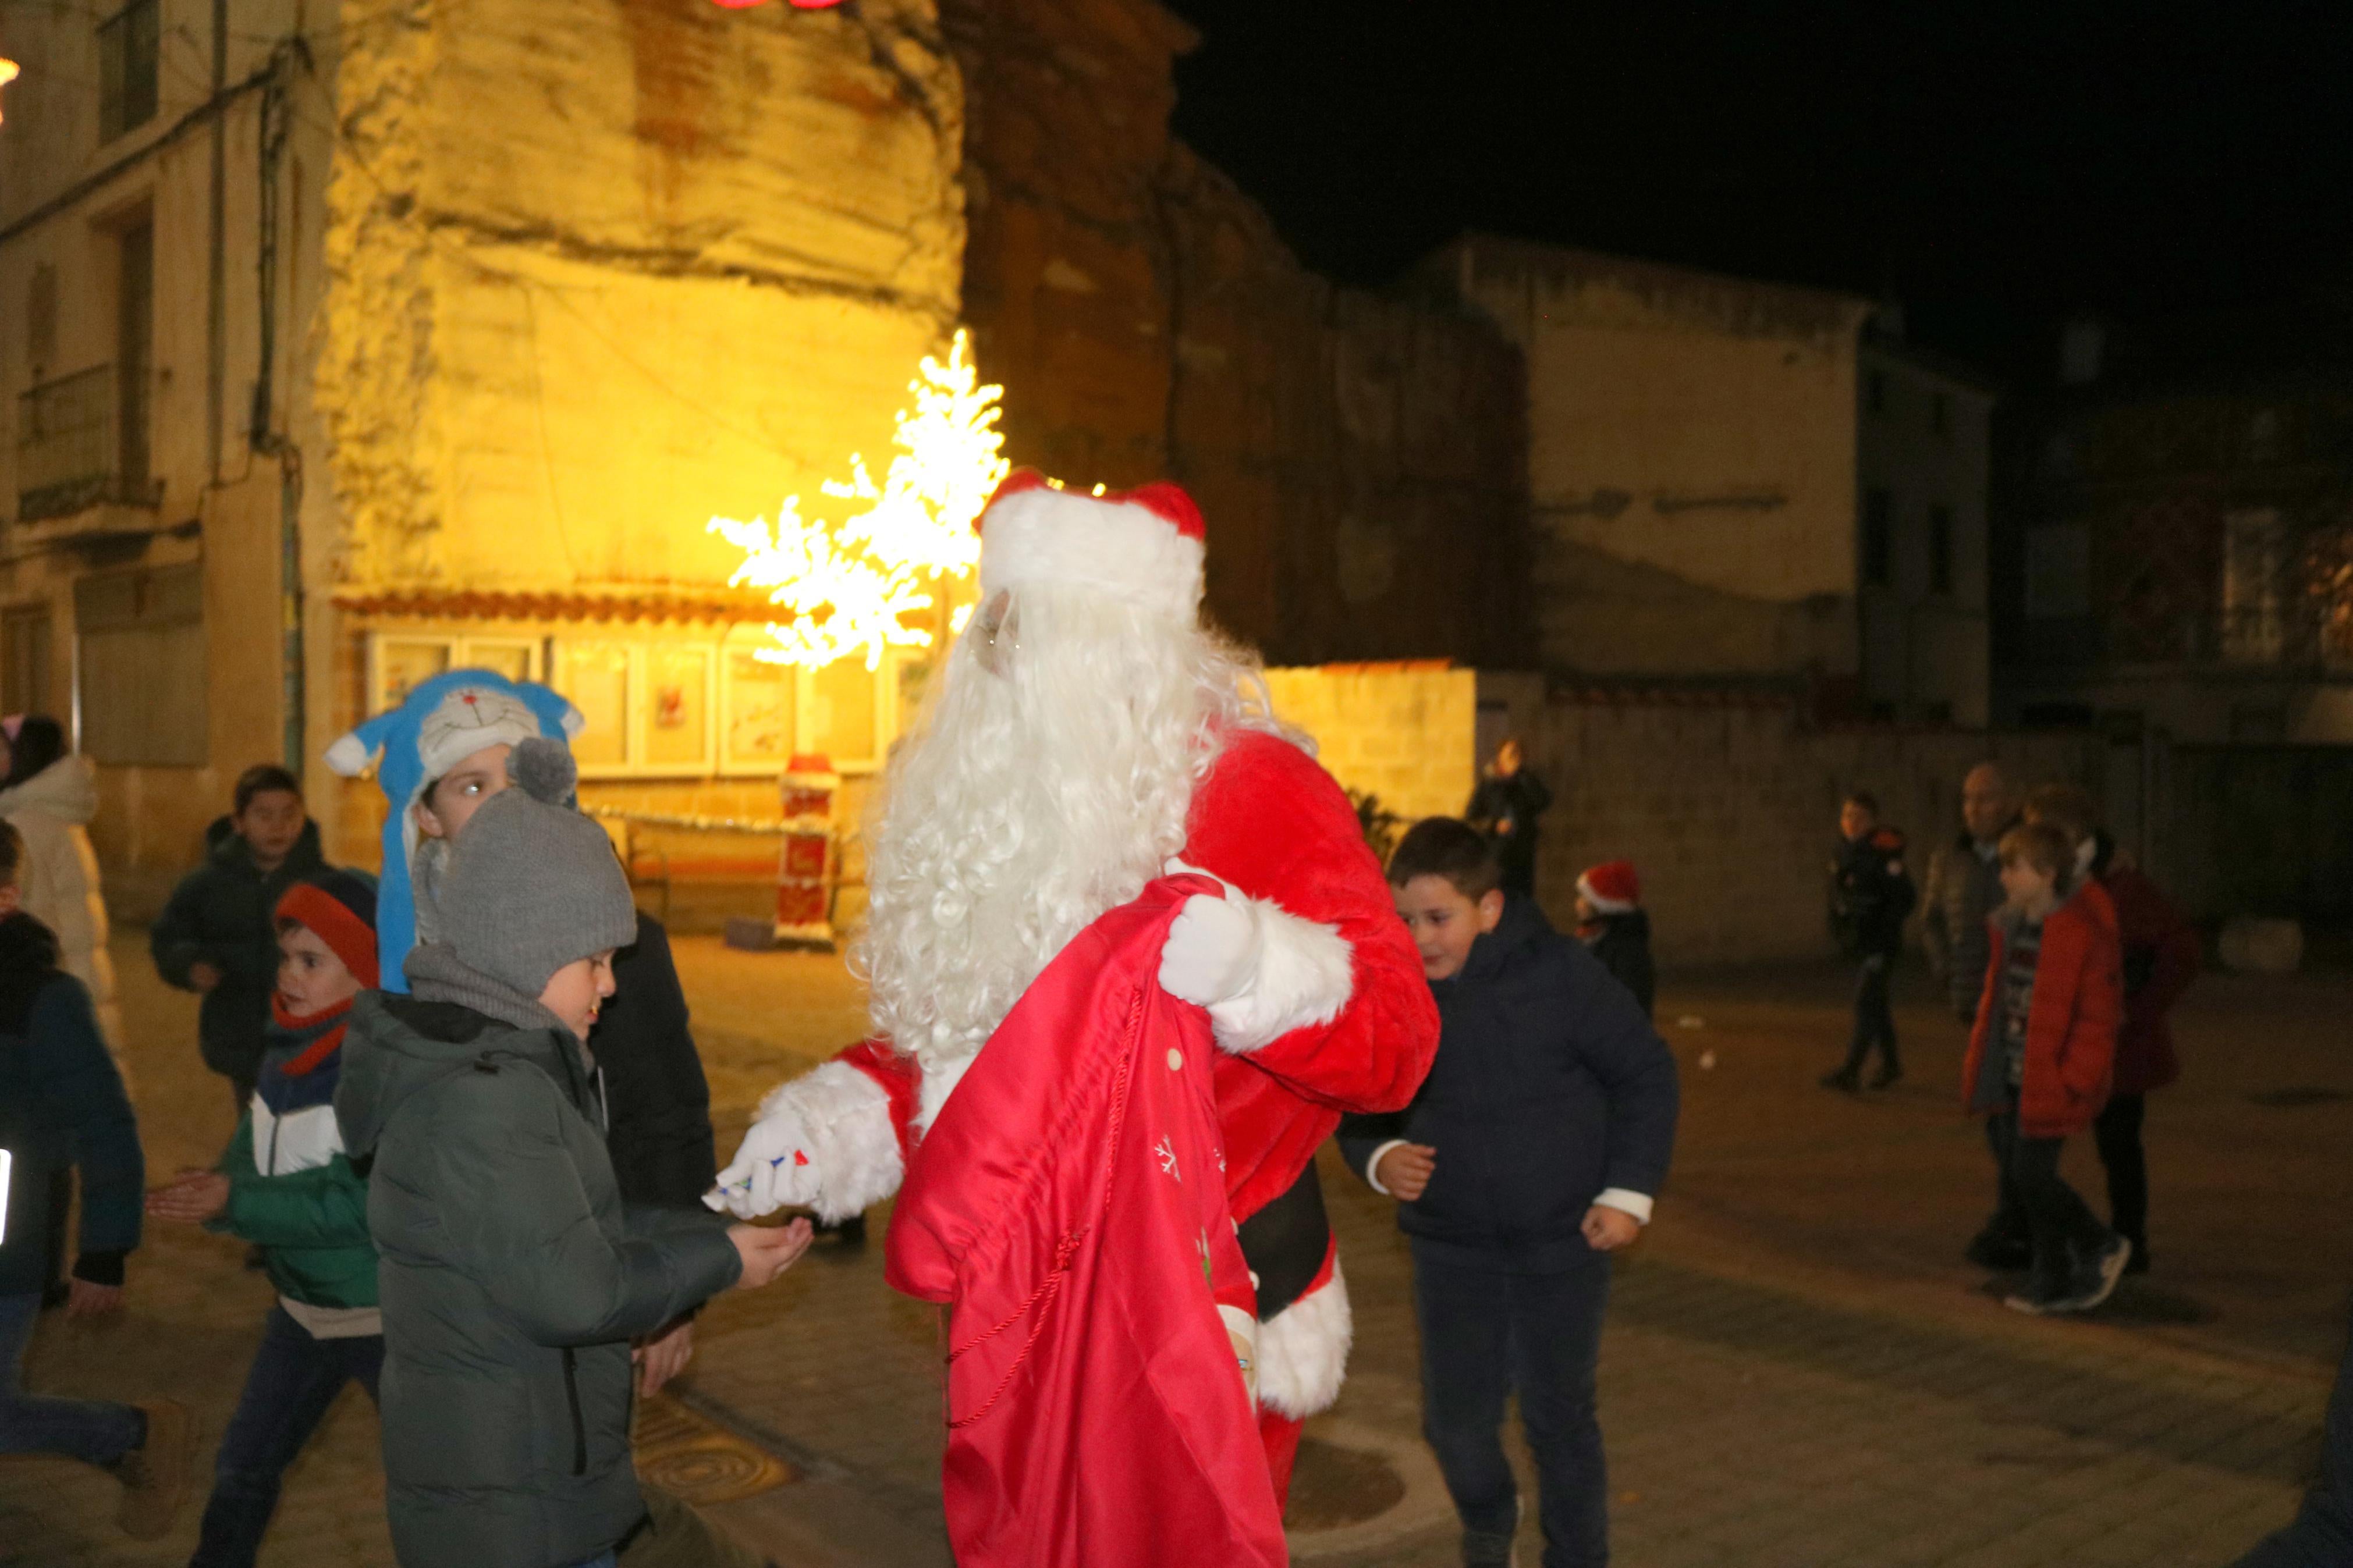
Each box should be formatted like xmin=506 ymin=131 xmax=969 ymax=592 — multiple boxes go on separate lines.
xmin=191 ymin=1307 xmax=383 ymax=1568
xmin=2092 ymin=1092 xmax=2148 ymax=1247
xmin=1840 ymin=953 xmax=1898 ymax=1076
xmin=1412 ymin=1242 xmax=1610 ymax=1568
xmin=1986 ymin=1112 xmax=2113 ymax=1295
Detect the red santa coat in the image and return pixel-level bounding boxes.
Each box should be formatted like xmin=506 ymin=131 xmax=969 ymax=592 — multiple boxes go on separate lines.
xmin=834 ymin=728 xmax=1437 ymax=1417
xmin=885 ymin=876 xmax=1287 ymax=1568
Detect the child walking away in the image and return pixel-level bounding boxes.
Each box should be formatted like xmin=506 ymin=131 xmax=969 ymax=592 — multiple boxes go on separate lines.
xmin=148 ymin=869 xmax=384 ymax=1568
xmin=1823 ymin=791 xmax=1915 ymax=1093
xmin=0 ymin=820 xmax=194 ymax=1538
xmin=335 ymin=739 xmax=811 ymax=1568
xmin=1574 ymin=860 xmax=1654 ymax=1018
xmin=1341 ymin=819 xmax=1678 ymax=1568
xmin=1962 ymin=820 xmax=2130 ymax=1315
xmin=151 ymin=765 xmax=324 ymax=1114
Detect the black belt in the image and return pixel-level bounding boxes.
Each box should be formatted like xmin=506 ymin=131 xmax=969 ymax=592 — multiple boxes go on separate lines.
xmin=1237 ymin=1160 xmax=1331 ymax=1321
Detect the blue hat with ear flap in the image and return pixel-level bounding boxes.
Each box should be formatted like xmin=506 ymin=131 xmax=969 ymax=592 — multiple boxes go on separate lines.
xmin=323 ymin=669 xmax=583 ymax=993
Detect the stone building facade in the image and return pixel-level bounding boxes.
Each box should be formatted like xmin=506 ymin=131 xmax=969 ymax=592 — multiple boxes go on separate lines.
xmin=943 ymin=0 xmax=1531 ymax=670
xmin=1 ymin=0 xmax=1530 ymax=913
xmin=1857 ymin=312 xmax=1996 ymax=726
xmin=1422 ymin=236 xmax=1874 ymax=691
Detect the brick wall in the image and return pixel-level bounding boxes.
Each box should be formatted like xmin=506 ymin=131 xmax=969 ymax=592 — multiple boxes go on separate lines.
xmin=1479 ymin=673 xmax=2104 ymax=966
xmin=943 ymin=0 xmax=1532 ymax=670
xmin=1263 ymin=663 xmax=1478 ymax=829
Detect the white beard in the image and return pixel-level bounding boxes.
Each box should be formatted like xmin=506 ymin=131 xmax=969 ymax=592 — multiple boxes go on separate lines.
xmin=856 ymin=586 xmax=1273 ymax=1128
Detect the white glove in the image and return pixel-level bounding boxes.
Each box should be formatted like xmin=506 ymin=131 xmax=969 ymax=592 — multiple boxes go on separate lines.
xmin=707 ymin=1100 xmax=823 ymax=1219
xmin=1159 ymin=890 xmax=1265 ymax=1009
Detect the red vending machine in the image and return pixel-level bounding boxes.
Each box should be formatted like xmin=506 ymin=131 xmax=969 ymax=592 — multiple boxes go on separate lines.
xmin=775 ymin=753 xmax=840 ymax=948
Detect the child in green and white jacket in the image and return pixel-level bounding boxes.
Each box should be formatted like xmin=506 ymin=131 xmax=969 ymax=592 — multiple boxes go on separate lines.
xmin=150 ymin=868 xmax=381 ymax=1568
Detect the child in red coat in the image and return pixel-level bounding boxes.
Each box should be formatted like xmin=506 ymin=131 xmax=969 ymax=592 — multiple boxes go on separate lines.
xmin=1962 ymin=821 xmax=2130 ymax=1315
xmin=2024 ymin=784 xmax=2199 ymax=1274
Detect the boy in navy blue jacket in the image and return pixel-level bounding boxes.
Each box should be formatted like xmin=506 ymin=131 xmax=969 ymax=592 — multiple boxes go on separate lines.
xmin=1341 ymin=819 xmax=1678 ymax=1568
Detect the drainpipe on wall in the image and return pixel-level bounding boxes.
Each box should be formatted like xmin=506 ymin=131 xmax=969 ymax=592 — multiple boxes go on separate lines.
xmin=205 ymin=0 xmax=225 ymax=482
xmin=250 ymin=42 xmax=305 ymax=779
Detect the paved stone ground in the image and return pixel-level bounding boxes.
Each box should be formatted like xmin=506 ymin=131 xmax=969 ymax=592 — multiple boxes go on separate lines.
xmin=3 ymin=933 xmax=2343 ymax=1566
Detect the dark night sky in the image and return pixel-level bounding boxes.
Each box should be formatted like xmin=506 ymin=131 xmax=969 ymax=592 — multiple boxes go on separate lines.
xmin=1160 ymin=2 xmax=2353 ymax=381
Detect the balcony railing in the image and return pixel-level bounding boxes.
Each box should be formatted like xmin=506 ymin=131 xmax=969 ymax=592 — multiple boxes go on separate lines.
xmin=16 ymin=364 xmax=158 ymax=522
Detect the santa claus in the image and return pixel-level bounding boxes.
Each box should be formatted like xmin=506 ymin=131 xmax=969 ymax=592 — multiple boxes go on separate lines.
xmin=710 ymin=470 xmax=1439 ymax=1498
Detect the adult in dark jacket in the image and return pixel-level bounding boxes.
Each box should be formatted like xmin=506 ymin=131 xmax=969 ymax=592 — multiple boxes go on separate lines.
xmin=1465 ymin=738 xmax=1553 ymax=897
xmin=1341 ymin=820 xmax=1677 ymax=1568
xmin=598 ymin=915 xmax=718 ymax=1211
xmin=0 ymin=827 xmax=194 ymax=1538
xmin=1921 ymin=762 xmax=2019 ymax=1022
xmin=1823 ymin=792 xmax=1915 ymax=1093
xmin=335 ymin=741 xmax=802 ymax=1568
xmin=151 ymin=766 xmax=323 ymax=1111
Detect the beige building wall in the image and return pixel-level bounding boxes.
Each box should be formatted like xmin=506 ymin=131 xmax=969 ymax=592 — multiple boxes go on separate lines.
xmin=1478 ymin=671 xmax=2102 ymax=966
xmin=0 ymin=0 xmax=318 ymax=913
xmin=1857 ymin=336 xmax=1994 ymax=725
xmin=2 ymin=1 xmax=971 ymax=901
xmin=1429 ymin=237 xmax=1871 ymax=682
xmin=1262 ymin=663 xmax=1477 ymax=828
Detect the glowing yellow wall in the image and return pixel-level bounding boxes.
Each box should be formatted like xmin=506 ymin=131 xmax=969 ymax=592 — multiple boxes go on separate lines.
xmin=315 ymin=0 xmax=967 ymax=596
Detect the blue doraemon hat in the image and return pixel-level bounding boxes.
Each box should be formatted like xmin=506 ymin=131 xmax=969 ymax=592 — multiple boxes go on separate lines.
xmin=323 ymin=669 xmax=583 ymax=992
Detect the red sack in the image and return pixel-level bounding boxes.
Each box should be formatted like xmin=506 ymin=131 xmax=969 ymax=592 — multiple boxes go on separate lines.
xmin=885 ymin=875 xmax=1288 ymax=1568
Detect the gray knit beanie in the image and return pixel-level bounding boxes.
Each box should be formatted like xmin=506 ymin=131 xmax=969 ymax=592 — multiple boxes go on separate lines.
xmin=440 ymin=738 xmax=637 ymax=997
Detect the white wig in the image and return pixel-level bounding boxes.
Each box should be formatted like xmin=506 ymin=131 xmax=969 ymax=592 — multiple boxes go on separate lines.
xmin=856 ymin=584 xmax=1276 ymax=1127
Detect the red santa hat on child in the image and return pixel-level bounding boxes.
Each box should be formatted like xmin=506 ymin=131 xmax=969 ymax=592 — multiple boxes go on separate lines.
xmin=974 ymin=470 xmax=1206 ymax=622
xmin=1576 ymin=860 xmax=1641 ymax=915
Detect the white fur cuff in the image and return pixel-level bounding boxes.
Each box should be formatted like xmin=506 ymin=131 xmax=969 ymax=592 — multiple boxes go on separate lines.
xmin=758 ymin=1059 xmax=907 ymax=1222
xmin=1206 ymin=896 xmax=1355 ymax=1055
xmin=1256 ymin=1265 xmax=1351 ymax=1418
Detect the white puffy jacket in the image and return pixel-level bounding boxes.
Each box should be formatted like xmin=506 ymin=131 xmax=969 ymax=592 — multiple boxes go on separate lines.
xmin=0 ymin=756 xmax=127 ymax=1084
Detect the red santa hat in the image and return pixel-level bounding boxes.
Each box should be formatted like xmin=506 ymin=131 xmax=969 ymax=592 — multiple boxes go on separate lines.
xmin=974 ymin=470 xmax=1206 ymax=622
xmin=1576 ymin=860 xmax=1641 ymax=914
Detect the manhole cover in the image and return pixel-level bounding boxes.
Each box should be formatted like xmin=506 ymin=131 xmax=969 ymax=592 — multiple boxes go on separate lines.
xmin=1284 ymin=1434 xmax=1405 ymax=1532
xmin=634 ymin=1394 xmax=797 ymax=1505
xmin=2247 ymin=1087 xmax=2352 ymax=1108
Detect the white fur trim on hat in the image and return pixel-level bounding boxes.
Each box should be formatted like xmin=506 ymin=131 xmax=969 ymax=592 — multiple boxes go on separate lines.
xmin=978 ymin=482 xmax=1205 ymax=621
xmin=1256 ymin=1264 xmax=1351 ymax=1417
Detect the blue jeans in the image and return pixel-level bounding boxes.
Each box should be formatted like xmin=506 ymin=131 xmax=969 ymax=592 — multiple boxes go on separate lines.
xmin=1412 ymin=1244 xmax=1611 ymax=1568
xmin=0 ymin=1290 xmax=144 ymax=1469
xmin=191 ymin=1305 xmax=384 ymax=1568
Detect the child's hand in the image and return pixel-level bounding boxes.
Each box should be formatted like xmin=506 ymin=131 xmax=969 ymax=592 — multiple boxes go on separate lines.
xmin=1375 ymin=1143 xmax=1437 ymax=1202
xmin=727 ymin=1218 xmax=815 ymax=1289
xmin=66 ymin=1279 xmax=123 ymax=1318
xmin=634 ymin=1317 xmax=696 ymax=1397
xmin=1581 ymin=1204 xmax=1641 ymax=1251
xmin=147 ymin=1171 xmax=230 ymax=1225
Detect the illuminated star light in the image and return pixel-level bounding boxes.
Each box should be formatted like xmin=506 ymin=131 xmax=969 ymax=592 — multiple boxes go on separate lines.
xmin=709 ymin=329 xmax=1009 ymax=671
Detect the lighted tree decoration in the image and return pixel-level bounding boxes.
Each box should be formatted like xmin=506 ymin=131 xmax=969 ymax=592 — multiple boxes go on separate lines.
xmin=711 ymin=330 xmax=1009 ymax=671
xmin=0 ymin=56 xmax=19 ymax=123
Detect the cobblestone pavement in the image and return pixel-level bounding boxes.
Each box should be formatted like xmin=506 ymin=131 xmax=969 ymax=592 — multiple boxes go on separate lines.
xmin=3 ymin=933 xmax=2342 ymax=1566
